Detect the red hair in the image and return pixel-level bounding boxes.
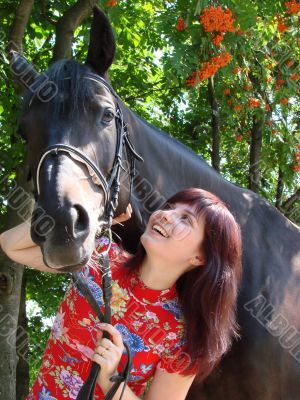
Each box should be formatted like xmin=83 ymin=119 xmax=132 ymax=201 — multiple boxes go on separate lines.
xmin=126 ymin=188 xmax=242 ymax=381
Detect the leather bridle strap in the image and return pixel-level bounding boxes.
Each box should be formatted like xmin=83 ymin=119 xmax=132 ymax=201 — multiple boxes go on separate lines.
xmin=36 ymin=143 xmax=109 ymax=203
xmin=72 ymin=254 xmax=132 ymax=400
xmin=34 ymin=74 xmax=141 ymax=400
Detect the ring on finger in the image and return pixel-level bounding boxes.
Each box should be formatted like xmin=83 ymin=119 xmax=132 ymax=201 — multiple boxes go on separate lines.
xmin=100 ymin=347 xmax=109 ymax=357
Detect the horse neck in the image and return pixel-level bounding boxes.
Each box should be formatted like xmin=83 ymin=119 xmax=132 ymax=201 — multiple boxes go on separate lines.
xmin=127 ymin=110 xmax=243 ymax=207
xmin=121 ymin=107 xmax=300 ymax=257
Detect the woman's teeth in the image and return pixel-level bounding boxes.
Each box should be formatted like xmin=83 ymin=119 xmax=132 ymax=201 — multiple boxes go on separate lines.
xmin=152 ymin=224 xmax=168 ymax=238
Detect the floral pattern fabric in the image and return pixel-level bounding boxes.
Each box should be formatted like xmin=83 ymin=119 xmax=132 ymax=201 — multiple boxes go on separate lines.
xmin=26 ymin=237 xmax=191 ymax=400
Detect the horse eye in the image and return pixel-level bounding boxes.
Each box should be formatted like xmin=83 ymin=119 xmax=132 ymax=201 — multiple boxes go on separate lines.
xmin=102 ymin=110 xmax=115 ymax=123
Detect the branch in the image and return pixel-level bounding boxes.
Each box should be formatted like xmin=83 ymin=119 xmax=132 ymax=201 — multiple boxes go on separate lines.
xmin=281 ymin=188 xmax=300 ymax=213
xmin=52 ymin=0 xmax=98 ymax=61
xmin=38 ymin=0 xmax=57 ymax=26
xmin=124 ymin=83 xmax=182 ymax=102
xmin=8 ymin=0 xmax=34 ymax=52
xmin=207 ymin=76 xmax=220 ymax=172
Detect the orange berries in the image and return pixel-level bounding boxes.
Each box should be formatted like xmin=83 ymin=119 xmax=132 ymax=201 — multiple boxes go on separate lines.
xmin=291 ymin=164 xmax=300 ymax=172
xmin=280 ymin=98 xmax=289 ymax=105
xmin=285 ymin=1 xmax=300 ymax=14
xmin=223 ymin=88 xmax=231 ymax=95
xmin=186 ymin=71 xmax=198 ymax=87
xmin=106 ymin=0 xmax=117 ymax=6
xmin=176 ymin=18 xmax=185 ymax=31
xmin=267 ymin=77 xmax=273 ymax=83
xmin=265 ymin=104 xmax=271 ymax=112
xmin=290 ymin=74 xmax=300 ymax=81
xmin=277 ymin=17 xmax=288 ymax=33
xmin=232 ymin=67 xmax=242 ymax=74
xmin=235 ymin=134 xmax=243 ymax=142
xmin=248 ymin=98 xmax=261 ymax=108
xmin=199 ymin=6 xmax=236 ymax=33
xmin=212 ymin=34 xmax=224 ymax=46
xmin=233 ymin=105 xmax=242 ymax=111
xmin=286 ymin=60 xmax=295 ymax=68
xmin=186 ymin=52 xmax=232 ymax=87
xmin=276 ymin=79 xmax=285 ymax=89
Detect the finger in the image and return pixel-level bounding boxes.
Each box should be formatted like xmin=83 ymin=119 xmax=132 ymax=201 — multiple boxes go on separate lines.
xmin=95 ymin=344 xmax=107 ymax=355
xmin=98 ymin=323 xmax=123 ymax=348
xmin=92 ymin=353 xmax=106 ymax=365
xmin=101 ymin=338 xmax=115 ymax=349
xmin=96 ymin=330 xmax=103 ymax=340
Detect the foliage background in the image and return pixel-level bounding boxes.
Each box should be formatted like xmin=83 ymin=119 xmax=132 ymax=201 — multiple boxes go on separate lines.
xmin=0 ymin=0 xmax=299 ymax=390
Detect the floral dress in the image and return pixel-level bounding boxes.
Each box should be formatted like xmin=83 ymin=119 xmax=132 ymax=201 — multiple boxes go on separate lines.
xmin=26 ymin=237 xmax=193 ymax=400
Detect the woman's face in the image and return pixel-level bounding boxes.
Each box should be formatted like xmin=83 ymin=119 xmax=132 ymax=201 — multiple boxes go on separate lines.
xmin=141 ymin=202 xmax=206 ymax=269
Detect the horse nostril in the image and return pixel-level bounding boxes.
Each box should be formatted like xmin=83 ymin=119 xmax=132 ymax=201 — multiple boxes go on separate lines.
xmin=72 ymin=204 xmax=89 ymax=236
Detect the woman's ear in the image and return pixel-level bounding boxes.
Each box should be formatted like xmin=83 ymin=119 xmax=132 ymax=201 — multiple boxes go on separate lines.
xmin=85 ymin=6 xmax=116 ymax=76
xmin=189 ymin=254 xmax=206 ymax=269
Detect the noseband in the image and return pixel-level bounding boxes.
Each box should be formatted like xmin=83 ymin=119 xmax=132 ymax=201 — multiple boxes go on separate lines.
xmin=34 ymin=74 xmax=143 ymax=400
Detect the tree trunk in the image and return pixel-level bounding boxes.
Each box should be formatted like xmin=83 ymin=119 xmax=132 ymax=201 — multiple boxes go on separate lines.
xmin=16 ymin=273 xmax=29 ymax=400
xmin=0 ymin=164 xmax=34 ymax=400
xmin=275 ymin=167 xmax=284 ymax=208
xmin=207 ymin=76 xmax=220 ymax=172
xmin=52 ymin=0 xmax=98 ymax=61
xmin=7 ymin=0 xmax=34 ymax=52
xmin=249 ymin=116 xmax=263 ymax=193
xmin=0 ymin=256 xmax=24 ymax=400
xmin=0 ymin=1 xmax=34 ymax=397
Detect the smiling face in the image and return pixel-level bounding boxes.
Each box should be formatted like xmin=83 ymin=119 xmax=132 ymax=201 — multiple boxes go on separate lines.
xmin=141 ymin=202 xmax=206 ymax=271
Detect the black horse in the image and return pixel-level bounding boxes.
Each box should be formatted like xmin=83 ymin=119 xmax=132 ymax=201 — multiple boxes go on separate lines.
xmin=11 ymin=7 xmax=300 ymax=400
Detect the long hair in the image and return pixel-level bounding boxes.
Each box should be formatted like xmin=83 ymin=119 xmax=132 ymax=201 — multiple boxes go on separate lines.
xmin=126 ymin=188 xmax=242 ymax=382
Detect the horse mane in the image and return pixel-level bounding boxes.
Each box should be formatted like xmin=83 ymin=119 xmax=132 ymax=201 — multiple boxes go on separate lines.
xmin=23 ymin=60 xmax=101 ymax=118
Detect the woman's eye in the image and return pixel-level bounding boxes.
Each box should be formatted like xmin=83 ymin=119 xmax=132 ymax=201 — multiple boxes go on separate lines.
xmin=102 ymin=110 xmax=115 ymax=123
xmin=182 ymin=214 xmax=192 ymax=224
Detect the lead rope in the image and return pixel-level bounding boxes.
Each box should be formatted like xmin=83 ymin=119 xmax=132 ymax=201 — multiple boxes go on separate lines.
xmin=75 ymin=109 xmax=134 ymax=400
xmin=73 ymin=234 xmax=132 ymax=400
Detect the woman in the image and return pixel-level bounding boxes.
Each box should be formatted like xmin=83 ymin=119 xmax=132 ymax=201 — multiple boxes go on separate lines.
xmin=0 ymin=188 xmax=242 ymax=400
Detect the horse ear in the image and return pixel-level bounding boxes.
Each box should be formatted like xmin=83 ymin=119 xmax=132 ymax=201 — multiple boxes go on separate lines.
xmin=9 ymin=50 xmax=40 ymax=89
xmin=85 ymin=6 xmax=116 ymax=76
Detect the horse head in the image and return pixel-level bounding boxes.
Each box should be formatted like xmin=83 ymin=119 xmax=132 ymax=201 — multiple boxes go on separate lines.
xmin=10 ymin=7 xmax=131 ymax=272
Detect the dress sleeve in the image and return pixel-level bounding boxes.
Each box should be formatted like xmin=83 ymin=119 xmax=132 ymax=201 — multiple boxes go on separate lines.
xmin=157 ymin=343 xmax=198 ymax=376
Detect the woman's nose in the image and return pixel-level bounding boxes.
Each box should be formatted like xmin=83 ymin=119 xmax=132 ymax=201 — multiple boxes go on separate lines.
xmin=160 ymin=210 xmax=174 ymax=223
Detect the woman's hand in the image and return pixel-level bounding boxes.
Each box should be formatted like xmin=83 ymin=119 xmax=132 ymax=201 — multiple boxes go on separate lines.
xmin=93 ymin=323 xmax=125 ymax=393
xmin=112 ymin=204 xmax=132 ymax=226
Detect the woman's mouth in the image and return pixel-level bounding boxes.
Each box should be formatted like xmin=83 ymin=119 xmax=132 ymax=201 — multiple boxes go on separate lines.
xmin=152 ymin=224 xmax=169 ymax=238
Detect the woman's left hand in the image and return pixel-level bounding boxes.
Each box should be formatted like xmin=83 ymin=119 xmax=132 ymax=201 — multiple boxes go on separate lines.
xmin=92 ymin=323 xmax=124 ymax=392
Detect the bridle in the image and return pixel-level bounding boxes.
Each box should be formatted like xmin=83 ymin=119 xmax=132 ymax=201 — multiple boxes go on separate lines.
xmin=34 ymin=74 xmax=143 ymax=400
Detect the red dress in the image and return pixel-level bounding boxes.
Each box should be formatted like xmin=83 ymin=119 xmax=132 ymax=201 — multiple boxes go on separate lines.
xmin=26 ymin=237 xmax=192 ymax=400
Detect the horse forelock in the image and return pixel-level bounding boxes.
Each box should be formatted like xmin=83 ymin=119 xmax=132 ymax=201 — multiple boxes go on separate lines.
xmin=23 ymin=59 xmax=112 ymax=119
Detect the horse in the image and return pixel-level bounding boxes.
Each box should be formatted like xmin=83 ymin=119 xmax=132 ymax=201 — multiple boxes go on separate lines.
xmin=10 ymin=6 xmax=300 ymax=400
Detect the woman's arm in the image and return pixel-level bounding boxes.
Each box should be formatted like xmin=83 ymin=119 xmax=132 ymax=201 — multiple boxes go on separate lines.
xmin=0 ymin=221 xmax=57 ymax=273
xmin=100 ymin=366 xmax=195 ymax=400
xmin=144 ymin=368 xmax=195 ymax=400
